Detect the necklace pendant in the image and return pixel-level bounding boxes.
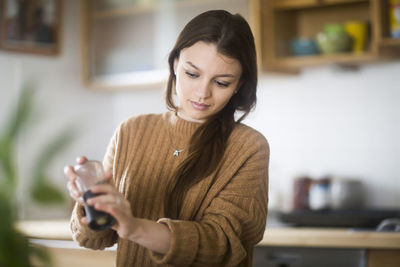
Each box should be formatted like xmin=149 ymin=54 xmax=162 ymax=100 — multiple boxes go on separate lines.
xmin=173 ymin=150 xmax=182 ymax=157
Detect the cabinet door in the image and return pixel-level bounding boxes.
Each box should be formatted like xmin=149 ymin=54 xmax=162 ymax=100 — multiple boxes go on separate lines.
xmin=372 ymin=0 xmax=400 ymax=50
xmin=253 ymin=246 xmax=366 ymax=267
xmin=368 ymin=249 xmax=400 ymax=267
xmin=81 ymin=0 xmax=253 ymax=90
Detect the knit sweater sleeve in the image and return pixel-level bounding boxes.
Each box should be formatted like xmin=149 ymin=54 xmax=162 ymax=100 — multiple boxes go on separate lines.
xmin=150 ymin=130 xmax=269 ymax=266
xmin=69 ymin=126 xmax=120 ymax=250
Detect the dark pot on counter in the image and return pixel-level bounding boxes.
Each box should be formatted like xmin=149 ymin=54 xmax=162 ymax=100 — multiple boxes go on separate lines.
xmin=329 ymin=178 xmax=364 ymax=210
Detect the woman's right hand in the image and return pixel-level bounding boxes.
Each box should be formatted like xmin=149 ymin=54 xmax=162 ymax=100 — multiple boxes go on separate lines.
xmin=64 ymin=156 xmax=88 ymax=204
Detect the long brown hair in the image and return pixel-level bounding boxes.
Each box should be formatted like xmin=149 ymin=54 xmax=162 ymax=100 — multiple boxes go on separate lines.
xmin=164 ymin=10 xmax=258 ymax=219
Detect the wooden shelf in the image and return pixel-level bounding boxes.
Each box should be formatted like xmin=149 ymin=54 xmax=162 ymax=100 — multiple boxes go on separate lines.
xmin=322 ymin=0 xmax=367 ymax=6
xmin=380 ymin=38 xmax=400 ymax=48
xmin=275 ymin=52 xmax=379 ymax=68
xmin=258 ymin=0 xmax=399 ymax=73
xmin=82 ymin=0 xmax=253 ymax=89
xmin=86 ymin=69 xmax=169 ymax=91
xmin=92 ymin=4 xmax=157 ymax=19
xmin=273 ymin=0 xmax=318 ymax=10
xmin=92 ymin=0 xmax=228 ymax=20
xmin=273 ymin=0 xmax=367 ymax=11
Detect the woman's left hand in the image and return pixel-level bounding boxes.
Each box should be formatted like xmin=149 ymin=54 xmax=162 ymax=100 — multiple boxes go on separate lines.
xmin=84 ymin=172 xmax=136 ymax=239
xmin=83 ymin=173 xmax=171 ymax=254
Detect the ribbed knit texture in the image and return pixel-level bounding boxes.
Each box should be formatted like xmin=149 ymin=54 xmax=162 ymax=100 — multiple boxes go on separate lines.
xmin=70 ymin=111 xmax=269 ymax=267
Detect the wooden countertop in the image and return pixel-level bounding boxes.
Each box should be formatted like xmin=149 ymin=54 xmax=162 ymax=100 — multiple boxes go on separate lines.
xmin=16 ymin=220 xmax=73 ymax=241
xmin=16 ymin=220 xmax=400 ymax=249
xmin=260 ymin=227 xmax=400 ymax=249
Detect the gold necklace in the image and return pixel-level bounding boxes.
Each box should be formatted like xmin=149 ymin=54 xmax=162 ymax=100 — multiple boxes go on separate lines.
xmin=167 ymin=121 xmax=185 ymax=157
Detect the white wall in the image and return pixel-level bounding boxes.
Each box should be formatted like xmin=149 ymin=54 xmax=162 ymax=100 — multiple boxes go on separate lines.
xmin=250 ymin=64 xmax=400 ymax=210
xmin=0 ymin=0 xmax=399 ymax=219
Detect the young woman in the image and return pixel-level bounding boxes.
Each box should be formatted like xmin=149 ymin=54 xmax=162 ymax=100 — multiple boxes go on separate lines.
xmin=65 ymin=10 xmax=269 ymax=267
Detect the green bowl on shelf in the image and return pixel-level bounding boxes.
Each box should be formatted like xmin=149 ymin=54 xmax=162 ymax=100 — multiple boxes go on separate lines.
xmin=316 ymin=24 xmax=352 ymax=54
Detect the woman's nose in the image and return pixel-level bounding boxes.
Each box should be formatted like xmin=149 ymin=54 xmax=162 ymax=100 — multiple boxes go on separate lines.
xmin=195 ymin=81 xmax=212 ymax=99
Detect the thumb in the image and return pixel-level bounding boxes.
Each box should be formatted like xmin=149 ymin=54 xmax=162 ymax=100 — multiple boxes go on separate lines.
xmin=105 ymin=171 xmax=113 ymax=182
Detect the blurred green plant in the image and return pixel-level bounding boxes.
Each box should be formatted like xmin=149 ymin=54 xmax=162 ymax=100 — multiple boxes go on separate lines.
xmin=0 ymin=83 xmax=75 ymax=267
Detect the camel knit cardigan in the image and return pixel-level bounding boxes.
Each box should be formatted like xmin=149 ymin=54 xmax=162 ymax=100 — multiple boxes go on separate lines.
xmin=70 ymin=111 xmax=269 ymax=267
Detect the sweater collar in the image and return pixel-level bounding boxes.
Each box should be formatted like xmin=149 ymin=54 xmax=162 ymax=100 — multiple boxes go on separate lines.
xmin=167 ymin=111 xmax=201 ymax=140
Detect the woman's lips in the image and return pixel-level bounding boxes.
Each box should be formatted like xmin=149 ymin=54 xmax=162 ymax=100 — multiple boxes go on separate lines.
xmin=190 ymin=100 xmax=209 ymax=111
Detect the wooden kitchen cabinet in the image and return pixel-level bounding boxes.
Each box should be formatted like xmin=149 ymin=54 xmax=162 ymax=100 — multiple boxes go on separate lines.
xmin=373 ymin=0 xmax=400 ymax=49
xmin=368 ymin=249 xmax=400 ymax=267
xmin=254 ymin=247 xmax=400 ymax=267
xmin=259 ymin=0 xmax=400 ymax=72
xmin=257 ymin=227 xmax=400 ymax=267
xmin=81 ymin=0 xmax=400 ymax=87
xmin=80 ymin=0 xmax=258 ymax=90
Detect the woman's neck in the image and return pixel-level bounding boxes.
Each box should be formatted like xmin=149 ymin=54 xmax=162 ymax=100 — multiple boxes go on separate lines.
xmin=176 ymin=110 xmax=205 ymax=124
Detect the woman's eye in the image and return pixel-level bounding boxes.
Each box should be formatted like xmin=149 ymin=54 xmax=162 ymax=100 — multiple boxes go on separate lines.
xmin=215 ymin=80 xmax=230 ymax=87
xmin=185 ymin=71 xmax=198 ymax=78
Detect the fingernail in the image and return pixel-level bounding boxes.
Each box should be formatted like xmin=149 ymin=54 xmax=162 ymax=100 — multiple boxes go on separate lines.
xmin=64 ymin=166 xmax=70 ymax=174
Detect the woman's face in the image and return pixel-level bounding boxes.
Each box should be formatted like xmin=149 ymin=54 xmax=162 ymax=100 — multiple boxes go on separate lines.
xmin=174 ymin=41 xmax=242 ymax=123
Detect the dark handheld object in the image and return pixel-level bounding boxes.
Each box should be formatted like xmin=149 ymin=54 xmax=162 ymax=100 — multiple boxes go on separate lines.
xmin=83 ymin=190 xmax=116 ymax=231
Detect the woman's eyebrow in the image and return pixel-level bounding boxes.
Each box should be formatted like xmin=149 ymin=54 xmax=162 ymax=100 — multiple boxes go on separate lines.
xmin=185 ymin=61 xmax=236 ymax=78
xmin=186 ymin=61 xmax=199 ymax=70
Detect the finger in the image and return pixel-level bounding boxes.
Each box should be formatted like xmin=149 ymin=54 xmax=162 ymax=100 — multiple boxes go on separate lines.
xmin=64 ymin=165 xmax=77 ymax=180
xmin=76 ymin=156 xmax=88 ymax=164
xmin=67 ymin=181 xmax=83 ymax=203
xmin=81 ymin=216 xmax=88 ymax=224
xmin=111 ymin=222 xmax=120 ymax=232
xmin=65 ymin=169 xmax=80 ymax=192
xmin=70 ymin=194 xmax=84 ymax=205
xmin=86 ymin=194 xmax=107 ymax=206
xmin=86 ymin=193 xmax=123 ymax=207
xmin=76 ymin=197 xmax=84 ymax=205
xmin=90 ymin=183 xmax=116 ymax=194
xmin=90 ymin=199 xmax=131 ymax=231
xmin=65 ymin=166 xmax=81 ymax=199
xmin=93 ymin=201 xmax=124 ymax=220
xmin=67 ymin=181 xmax=80 ymax=197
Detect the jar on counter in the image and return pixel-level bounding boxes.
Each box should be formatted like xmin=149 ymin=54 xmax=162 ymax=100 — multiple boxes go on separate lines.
xmin=329 ymin=178 xmax=364 ymax=210
xmin=292 ymin=176 xmax=312 ymax=210
xmin=308 ymin=179 xmax=331 ymax=210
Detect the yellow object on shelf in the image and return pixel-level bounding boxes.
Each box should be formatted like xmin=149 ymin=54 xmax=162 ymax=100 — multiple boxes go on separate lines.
xmin=345 ymin=21 xmax=368 ymax=53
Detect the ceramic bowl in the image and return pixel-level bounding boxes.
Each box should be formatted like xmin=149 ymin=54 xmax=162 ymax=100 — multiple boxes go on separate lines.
xmin=316 ymin=24 xmax=352 ymax=54
xmin=290 ymin=38 xmax=319 ymax=56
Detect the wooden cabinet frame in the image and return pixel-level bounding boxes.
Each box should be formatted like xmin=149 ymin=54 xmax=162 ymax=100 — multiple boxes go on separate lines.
xmin=258 ymin=0 xmax=400 ymax=73
xmin=80 ymin=0 xmax=260 ymax=90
